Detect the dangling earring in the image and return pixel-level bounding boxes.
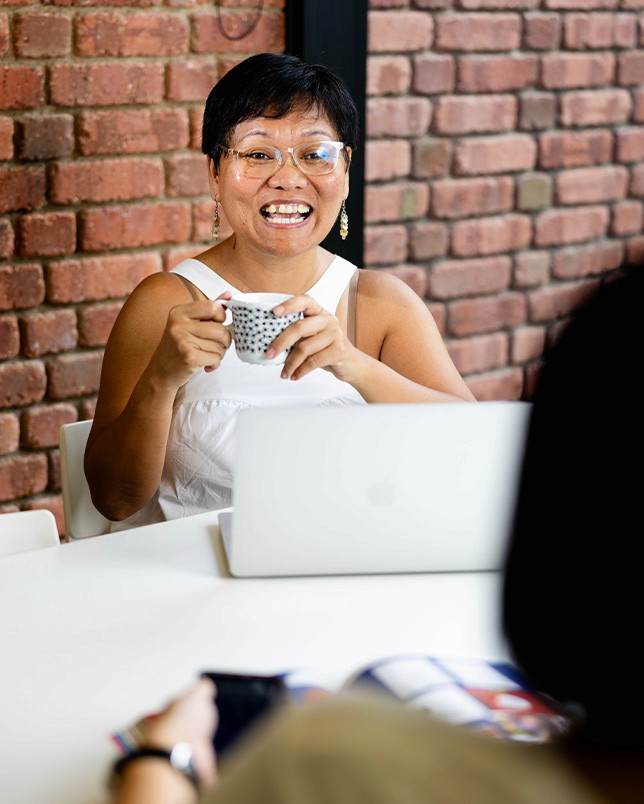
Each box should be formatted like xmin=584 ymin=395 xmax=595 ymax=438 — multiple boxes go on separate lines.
xmin=340 ymin=200 xmax=348 ymax=240
xmin=211 ymin=199 xmax=220 ymax=240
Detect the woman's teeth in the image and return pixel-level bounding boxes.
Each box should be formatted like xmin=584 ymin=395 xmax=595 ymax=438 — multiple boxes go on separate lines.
xmin=262 ymin=203 xmax=311 ymax=223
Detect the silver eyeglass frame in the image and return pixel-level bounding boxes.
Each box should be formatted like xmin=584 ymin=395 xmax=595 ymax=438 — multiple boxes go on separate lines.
xmin=216 ymin=141 xmax=347 ymax=177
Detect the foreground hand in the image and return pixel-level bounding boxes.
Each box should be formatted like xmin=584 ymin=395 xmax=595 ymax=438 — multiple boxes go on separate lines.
xmin=148 ymin=292 xmax=232 ymax=388
xmin=143 ymin=677 xmax=219 ymax=790
xmin=267 ymin=295 xmax=364 ymax=382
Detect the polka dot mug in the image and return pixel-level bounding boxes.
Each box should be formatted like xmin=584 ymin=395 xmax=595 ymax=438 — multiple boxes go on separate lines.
xmin=223 ymin=293 xmax=303 ymax=366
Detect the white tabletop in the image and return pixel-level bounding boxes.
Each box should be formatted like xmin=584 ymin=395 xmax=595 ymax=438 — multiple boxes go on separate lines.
xmin=0 ymin=510 xmax=509 ymax=804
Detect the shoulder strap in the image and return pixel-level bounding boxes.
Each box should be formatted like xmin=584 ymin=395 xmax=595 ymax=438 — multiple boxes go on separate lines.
xmin=347 ymin=269 xmax=359 ymax=347
xmin=171 ymin=258 xmax=230 ymax=300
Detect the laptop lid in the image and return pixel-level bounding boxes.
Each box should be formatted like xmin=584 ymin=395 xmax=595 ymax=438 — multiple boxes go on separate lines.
xmin=220 ymin=401 xmax=532 ymax=578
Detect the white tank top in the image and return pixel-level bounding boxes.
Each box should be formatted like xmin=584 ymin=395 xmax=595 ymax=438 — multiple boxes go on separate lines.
xmin=111 ymin=255 xmax=366 ymax=530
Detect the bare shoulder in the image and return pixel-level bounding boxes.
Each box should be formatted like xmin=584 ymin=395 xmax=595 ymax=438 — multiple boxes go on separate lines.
xmin=104 ymin=271 xmax=196 ymax=358
xmin=121 ymin=270 xmax=197 ymax=313
xmin=356 ymin=268 xmax=426 ymax=309
xmin=356 ymin=268 xmax=429 ymax=326
xmin=354 ymin=269 xmax=433 ymax=356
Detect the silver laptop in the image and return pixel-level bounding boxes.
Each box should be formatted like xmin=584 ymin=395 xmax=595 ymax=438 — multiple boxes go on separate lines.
xmin=219 ymin=401 xmax=532 ymax=578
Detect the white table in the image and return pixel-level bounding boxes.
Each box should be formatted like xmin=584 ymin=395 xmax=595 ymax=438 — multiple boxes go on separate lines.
xmin=0 ymin=510 xmax=509 ymax=804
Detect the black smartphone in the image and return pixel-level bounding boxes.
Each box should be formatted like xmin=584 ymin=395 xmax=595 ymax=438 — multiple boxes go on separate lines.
xmin=202 ymin=671 xmax=287 ymax=755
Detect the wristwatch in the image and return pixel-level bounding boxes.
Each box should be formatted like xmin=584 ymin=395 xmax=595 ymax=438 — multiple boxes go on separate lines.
xmin=110 ymin=741 xmax=200 ymax=792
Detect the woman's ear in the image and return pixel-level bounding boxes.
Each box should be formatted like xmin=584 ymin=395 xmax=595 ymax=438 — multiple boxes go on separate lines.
xmin=342 ymin=147 xmax=351 ymax=199
xmin=207 ymin=156 xmax=219 ymax=199
xmin=344 ymin=146 xmax=352 ymax=173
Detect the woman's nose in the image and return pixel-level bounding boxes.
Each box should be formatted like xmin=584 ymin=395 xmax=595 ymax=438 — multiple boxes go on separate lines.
xmin=268 ymin=156 xmax=308 ymax=188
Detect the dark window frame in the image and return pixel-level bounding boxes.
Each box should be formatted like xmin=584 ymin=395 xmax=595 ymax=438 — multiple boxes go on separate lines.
xmin=286 ymin=0 xmax=367 ymax=267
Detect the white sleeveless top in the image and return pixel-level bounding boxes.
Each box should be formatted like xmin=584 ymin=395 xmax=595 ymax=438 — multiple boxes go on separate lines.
xmin=111 ymin=255 xmax=366 ymax=530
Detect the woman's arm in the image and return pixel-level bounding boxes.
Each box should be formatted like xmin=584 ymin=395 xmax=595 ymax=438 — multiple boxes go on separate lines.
xmin=270 ymin=270 xmax=476 ymax=404
xmin=111 ymin=678 xmax=219 ymax=804
xmin=85 ymin=272 xmax=232 ymax=521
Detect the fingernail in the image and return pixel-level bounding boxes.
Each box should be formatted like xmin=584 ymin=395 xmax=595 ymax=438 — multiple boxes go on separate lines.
xmin=265 ymin=348 xmax=275 ymax=359
xmin=272 ymin=305 xmax=284 ymax=315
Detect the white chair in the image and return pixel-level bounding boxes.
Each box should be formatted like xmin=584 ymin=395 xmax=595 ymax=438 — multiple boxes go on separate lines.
xmin=0 ymin=509 xmax=60 ymax=556
xmin=59 ymin=420 xmax=112 ymax=541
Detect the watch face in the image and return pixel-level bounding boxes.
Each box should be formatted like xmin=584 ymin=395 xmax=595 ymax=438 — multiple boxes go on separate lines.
xmin=170 ymin=741 xmax=193 ymax=772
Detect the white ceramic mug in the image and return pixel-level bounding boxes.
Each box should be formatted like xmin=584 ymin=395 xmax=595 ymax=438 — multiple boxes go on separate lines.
xmin=223 ymin=293 xmax=303 ymax=366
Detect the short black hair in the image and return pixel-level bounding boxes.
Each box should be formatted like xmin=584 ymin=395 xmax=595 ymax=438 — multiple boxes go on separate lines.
xmin=201 ymin=52 xmax=358 ymax=170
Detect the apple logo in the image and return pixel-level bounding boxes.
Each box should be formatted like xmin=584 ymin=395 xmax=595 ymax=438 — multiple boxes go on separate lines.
xmin=367 ymin=477 xmax=396 ymax=505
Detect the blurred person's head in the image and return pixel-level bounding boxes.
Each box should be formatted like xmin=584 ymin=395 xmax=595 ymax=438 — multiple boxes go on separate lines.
xmin=503 ymin=263 xmax=644 ymax=749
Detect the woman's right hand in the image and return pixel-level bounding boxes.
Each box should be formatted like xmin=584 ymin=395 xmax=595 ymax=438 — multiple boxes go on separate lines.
xmin=148 ymin=293 xmax=233 ymax=390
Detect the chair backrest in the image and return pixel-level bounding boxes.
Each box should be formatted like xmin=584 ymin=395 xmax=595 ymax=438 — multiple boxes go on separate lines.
xmin=0 ymin=509 xmax=60 ymax=556
xmin=59 ymin=420 xmax=112 ymax=541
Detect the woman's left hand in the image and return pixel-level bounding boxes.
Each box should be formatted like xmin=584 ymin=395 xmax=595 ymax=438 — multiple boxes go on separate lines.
xmin=266 ymin=295 xmax=364 ymax=383
xmin=143 ymin=678 xmax=219 ymax=790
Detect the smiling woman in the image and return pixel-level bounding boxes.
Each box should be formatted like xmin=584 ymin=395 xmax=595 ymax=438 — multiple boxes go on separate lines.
xmin=84 ymin=52 xmax=475 ymax=531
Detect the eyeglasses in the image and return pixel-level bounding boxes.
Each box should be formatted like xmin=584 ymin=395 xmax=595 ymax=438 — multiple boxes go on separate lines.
xmin=217 ymin=141 xmax=346 ymax=178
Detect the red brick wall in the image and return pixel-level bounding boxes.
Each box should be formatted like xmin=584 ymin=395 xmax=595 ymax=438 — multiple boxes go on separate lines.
xmin=2 ymin=1 xmax=643 ymax=531
xmin=365 ymin=2 xmax=644 ymax=407
xmin=0 ymin=1 xmax=284 ymax=531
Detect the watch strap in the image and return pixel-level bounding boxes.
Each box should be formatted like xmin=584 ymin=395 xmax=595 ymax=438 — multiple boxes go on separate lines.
xmin=111 ymin=744 xmax=200 ymax=792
